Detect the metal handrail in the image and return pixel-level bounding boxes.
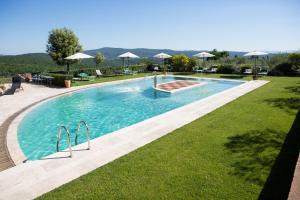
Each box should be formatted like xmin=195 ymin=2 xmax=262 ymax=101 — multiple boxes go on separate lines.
xmin=75 ymin=120 xmax=91 ymax=150
xmin=56 ymin=126 xmax=72 ymax=157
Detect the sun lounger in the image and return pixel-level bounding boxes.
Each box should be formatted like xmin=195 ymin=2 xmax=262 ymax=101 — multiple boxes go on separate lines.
xmin=77 ymin=73 xmax=95 ymax=81
xmin=244 ymin=68 xmax=253 ymax=74
xmin=4 ymin=75 xmax=23 ymax=95
xmin=206 ymin=68 xmax=218 ymax=73
xmin=193 ymin=67 xmax=204 ymax=73
xmin=96 ymin=70 xmax=103 ymax=77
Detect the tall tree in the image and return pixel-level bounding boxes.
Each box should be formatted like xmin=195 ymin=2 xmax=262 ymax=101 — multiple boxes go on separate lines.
xmin=289 ymin=53 xmax=300 ymax=69
xmin=209 ymin=49 xmax=229 ymax=60
xmin=94 ymin=52 xmax=105 ymax=67
xmin=46 ymin=28 xmax=82 ymax=72
xmin=170 ymin=54 xmax=195 ymax=72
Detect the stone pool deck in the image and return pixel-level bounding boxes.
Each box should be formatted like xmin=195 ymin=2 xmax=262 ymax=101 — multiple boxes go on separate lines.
xmin=0 ymin=78 xmax=268 ymax=199
xmin=0 ymin=84 xmax=72 ymax=171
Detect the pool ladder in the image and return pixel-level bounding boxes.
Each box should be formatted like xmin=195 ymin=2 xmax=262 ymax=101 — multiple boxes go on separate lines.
xmin=56 ymin=120 xmax=91 ymax=158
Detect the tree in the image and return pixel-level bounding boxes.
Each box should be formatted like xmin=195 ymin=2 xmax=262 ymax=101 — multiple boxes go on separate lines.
xmin=289 ymin=53 xmax=300 ymax=69
xmin=209 ymin=49 xmax=229 ymax=60
xmin=46 ymin=28 xmax=82 ymax=72
xmin=170 ymin=54 xmax=195 ymax=72
xmin=94 ymin=52 xmax=105 ymax=67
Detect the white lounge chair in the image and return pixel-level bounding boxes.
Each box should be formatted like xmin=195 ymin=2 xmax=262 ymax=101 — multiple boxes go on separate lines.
xmin=206 ymin=68 xmax=218 ymax=73
xmin=244 ymin=68 xmax=253 ymax=74
xmin=96 ymin=69 xmax=103 ymax=77
xmin=193 ymin=67 xmax=203 ymax=73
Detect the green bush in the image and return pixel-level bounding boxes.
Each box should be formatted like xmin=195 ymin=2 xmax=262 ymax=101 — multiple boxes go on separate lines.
xmin=269 ymin=62 xmax=298 ymax=76
xmin=170 ymin=54 xmax=196 ymax=72
xmin=49 ymin=73 xmax=73 ymax=87
xmin=217 ymin=64 xmax=235 ymax=74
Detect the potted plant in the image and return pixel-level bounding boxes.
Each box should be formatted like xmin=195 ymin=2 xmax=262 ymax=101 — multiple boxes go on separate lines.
xmin=64 ymin=75 xmax=72 ymax=88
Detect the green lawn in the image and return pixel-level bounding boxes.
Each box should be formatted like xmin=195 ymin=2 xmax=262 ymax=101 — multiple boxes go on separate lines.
xmin=38 ymin=74 xmax=300 ymax=200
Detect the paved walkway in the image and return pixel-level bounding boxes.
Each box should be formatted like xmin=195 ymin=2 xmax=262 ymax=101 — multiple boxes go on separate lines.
xmin=0 ymin=79 xmax=268 ymax=199
xmin=0 ymin=84 xmax=72 ymax=171
xmin=288 ymin=153 xmax=300 ymax=200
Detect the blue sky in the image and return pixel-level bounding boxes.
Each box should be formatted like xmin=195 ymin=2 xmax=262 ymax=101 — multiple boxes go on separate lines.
xmin=0 ymin=0 xmax=299 ymax=55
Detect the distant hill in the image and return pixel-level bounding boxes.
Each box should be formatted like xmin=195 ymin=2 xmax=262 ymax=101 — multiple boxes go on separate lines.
xmin=0 ymin=47 xmax=248 ymax=63
xmin=0 ymin=47 xmax=249 ymax=73
xmin=0 ymin=53 xmax=56 ymax=66
xmin=0 ymin=47 xmax=293 ymax=76
xmin=85 ymin=47 xmax=247 ymax=59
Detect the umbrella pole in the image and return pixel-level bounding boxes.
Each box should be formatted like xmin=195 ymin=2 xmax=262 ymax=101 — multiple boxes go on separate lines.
xmin=163 ymin=58 xmax=166 ymax=75
xmin=254 ymin=57 xmax=257 ymax=80
xmin=67 ymin=63 xmax=70 ymax=73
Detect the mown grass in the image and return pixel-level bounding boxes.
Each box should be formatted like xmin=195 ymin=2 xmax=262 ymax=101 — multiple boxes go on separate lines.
xmin=38 ymin=74 xmax=300 ymax=200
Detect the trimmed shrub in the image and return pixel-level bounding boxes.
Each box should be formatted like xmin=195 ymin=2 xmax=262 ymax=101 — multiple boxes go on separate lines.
xmin=217 ymin=64 xmax=235 ymax=74
xmin=269 ymin=62 xmax=298 ymax=76
xmin=50 ymin=73 xmax=73 ymax=87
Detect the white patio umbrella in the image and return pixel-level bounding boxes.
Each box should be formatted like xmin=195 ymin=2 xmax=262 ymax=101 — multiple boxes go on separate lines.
xmin=243 ymin=51 xmax=268 ymax=79
xmin=118 ymin=52 xmax=139 ymax=68
xmin=193 ymin=52 xmax=215 ymax=58
xmin=193 ymin=52 xmax=215 ymax=67
xmin=64 ymin=52 xmax=94 ymax=72
xmin=65 ymin=52 xmax=94 ymax=60
xmin=154 ymin=53 xmax=172 ymax=74
xmin=243 ymin=51 xmax=268 ymax=57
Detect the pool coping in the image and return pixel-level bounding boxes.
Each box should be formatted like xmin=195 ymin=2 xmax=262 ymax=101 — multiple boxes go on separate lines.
xmin=0 ymin=76 xmax=268 ymax=200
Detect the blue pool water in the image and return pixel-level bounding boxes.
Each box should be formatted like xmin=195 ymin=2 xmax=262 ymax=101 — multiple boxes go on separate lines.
xmin=18 ymin=76 xmax=244 ymax=160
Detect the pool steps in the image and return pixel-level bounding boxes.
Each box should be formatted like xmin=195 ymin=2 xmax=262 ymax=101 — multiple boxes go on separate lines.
xmin=75 ymin=121 xmax=91 ymax=150
xmin=56 ymin=120 xmax=91 ymax=158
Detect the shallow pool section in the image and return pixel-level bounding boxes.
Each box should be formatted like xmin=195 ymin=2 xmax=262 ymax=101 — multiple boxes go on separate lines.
xmin=18 ymin=76 xmax=244 ymax=160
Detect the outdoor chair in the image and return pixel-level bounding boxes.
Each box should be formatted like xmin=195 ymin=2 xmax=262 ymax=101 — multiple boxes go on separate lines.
xmin=32 ymin=74 xmax=44 ymax=84
xmin=96 ymin=69 xmax=103 ymax=77
xmin=77 ymin=73 xmax=96 ymax=81
xmin=206 ymin=68 xmax=218 ymax=73
xmin=4 ymin=75 xmax=24 ymax=95
xmin=244 ymin=69 xmax=253 ymax=74
xmin=194 ymin=67 xmax=204 ymax=73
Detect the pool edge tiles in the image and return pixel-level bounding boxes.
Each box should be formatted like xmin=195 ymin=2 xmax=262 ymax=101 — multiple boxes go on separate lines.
xmin=1 ymin=80 xmax=269 ymax=200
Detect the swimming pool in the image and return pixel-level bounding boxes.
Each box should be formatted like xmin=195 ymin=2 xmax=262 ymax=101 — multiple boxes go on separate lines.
xmin=18 ymin=76 xmax=245 ymax=160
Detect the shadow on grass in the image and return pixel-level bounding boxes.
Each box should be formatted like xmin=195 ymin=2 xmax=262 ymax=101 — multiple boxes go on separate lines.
xmin=264 ymin=97 xmax=300 ymax=114
xmin=225 ymin=129 xmax=285 ymax=186
xmin=258 ymin=110 xmax=300 ymax=200
xmin=285 ymin=82 xmax=300 ymax=95
xmin=220 ymin=75 xmax=246 ymax=79
xmin=225 ymin=110 xmax=300 ymax=199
